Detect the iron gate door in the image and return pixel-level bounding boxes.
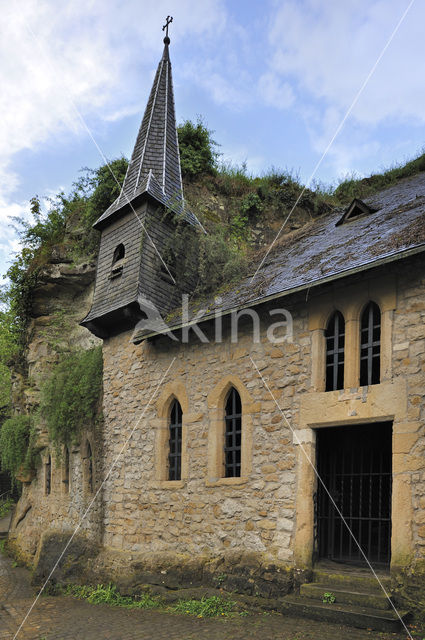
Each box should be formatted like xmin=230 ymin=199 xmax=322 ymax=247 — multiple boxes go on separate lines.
xmin=316 ymin=422 xmax=392 ymax=566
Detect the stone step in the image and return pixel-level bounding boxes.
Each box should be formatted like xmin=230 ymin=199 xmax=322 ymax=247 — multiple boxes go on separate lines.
xmin=300 ymin=582 xmax=391 ymax=610
xmin=280 ymin=595 xmax=407 ymax=633
xmin=312 ymin=568 xmax=391 ymax=592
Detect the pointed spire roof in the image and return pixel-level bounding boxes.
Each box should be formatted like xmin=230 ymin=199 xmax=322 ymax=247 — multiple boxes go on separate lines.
xmin=94 ymin=34 xmax=197 ymax=230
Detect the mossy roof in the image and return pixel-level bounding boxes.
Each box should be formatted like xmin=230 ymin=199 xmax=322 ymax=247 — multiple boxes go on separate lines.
xmin=133 ymin=171 xmax=425 ymax=342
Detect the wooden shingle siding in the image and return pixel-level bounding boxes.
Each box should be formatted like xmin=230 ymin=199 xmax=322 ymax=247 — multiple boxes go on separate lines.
xmin=81 ymin=40 xmax=199 ymax=335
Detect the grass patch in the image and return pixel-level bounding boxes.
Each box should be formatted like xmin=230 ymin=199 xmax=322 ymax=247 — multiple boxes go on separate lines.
xmin=173 ymin=595 xmax=236 ymax=618
xmin=64 ymin=583 xmax=240 ymax=619
xmin=64 ymin=583 xmax=161 ymax=609
xmin=335 ymin=151 xmax=425 ymax=203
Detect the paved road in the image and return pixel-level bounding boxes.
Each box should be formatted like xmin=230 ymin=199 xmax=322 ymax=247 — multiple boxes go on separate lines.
xmin=0 ymin=551 xmax=418 ymax=640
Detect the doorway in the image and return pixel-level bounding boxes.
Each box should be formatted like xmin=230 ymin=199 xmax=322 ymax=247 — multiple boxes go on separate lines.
xmin=316 ymin=422 xmax=392 ymax=567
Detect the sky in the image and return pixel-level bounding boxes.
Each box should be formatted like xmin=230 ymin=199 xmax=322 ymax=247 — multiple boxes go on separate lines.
xmin=1 ymin=0 xmax=424 ymax=277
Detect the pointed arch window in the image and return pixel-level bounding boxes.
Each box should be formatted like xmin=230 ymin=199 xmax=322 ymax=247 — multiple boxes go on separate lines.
xmin=45 ymin=454 xmax=51 ymax=496
xmin=168 ymin=399 xmax=182 ymax=481
xmin=224 ymin=388 xmax=242 ymax=478
xmin=360 ymin=302 xmax=381 ymax=386
xmin=325 ymin=311 xmax=345 ymax=391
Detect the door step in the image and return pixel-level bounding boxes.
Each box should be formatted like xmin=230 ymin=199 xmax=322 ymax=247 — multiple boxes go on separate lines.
xmin=301 ymin=582 xmax=391 ymax=610
xmin=312 ymin=567 xmax=391 ymax=592
xmin=280 ymin=595 xmax=408 ymax=633
xmin=280 ymin=566 xmax=409 ymax=632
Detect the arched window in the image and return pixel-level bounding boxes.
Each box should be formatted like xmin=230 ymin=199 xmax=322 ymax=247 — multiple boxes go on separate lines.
xmin=110 ymin=244 xmax=125 ymax=278
xmin=224 ymin=388 xmax=242 ymax=478
xmin=85 ymin=441 xmax=94 ymax=493
xmin=325 ymin=311 xmax=345 ymax=391
xmin=168 ymin=399 xmax=182 ymax=481
xmin=360 ymin=302 xmax=381 ymax=386
xmin=63 ymin=446 xmax=70 ymax=493
xmin=113 ymin=243 xmax=125 ymax=264
xmin=45 ymin=454 xmax=51 ymax=496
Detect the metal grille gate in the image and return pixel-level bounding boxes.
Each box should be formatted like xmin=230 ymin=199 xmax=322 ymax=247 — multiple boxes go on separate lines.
xmin=316 ymin=422 xmax=392 ymax=566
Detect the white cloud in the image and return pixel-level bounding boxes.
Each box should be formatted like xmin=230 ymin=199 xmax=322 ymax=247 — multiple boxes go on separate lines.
xmin=258 ymin=72 xmax=295 ymax=110
xmin=264 ymin=0 xmax=424 ymax=172
xmin=0 ymin=0 xmax=228 ymax=268
xmin=268 ymin=0 xmax=424 ymax=122
xmin=1 ymin=0 xmax=227 ymax=164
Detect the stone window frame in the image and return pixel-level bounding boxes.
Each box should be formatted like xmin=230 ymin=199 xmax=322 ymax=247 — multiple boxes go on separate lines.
xmin=153 ymin=381 xmax=189 ymax=489
xmin=206 ymin=374 xmax=258 ymax=487
xmin=309 ymin=278 xmax=395 ymax=391
xmin=82 ymin=437 xmax=95 ymax=495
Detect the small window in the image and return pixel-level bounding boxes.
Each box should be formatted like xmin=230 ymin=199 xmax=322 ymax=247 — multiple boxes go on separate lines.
xmin=224 ymin=388 xmax=242 ymax=478
xmin=45 ymin=455 xmax=52 ymax=496
xmin=325 ymin=311 xmax=345 ymax=391
xmin=168 ymin=399 xmax=182 ymax=481
xmin=360 ymin=302 xmax=381 ymax=386
xmin=110 ymin=244 xmax=125 ymax=279
xmin=85 ymin=441 xmax=94 ymax=493
xmin=63 ymin=446 xmax=70 ymax=493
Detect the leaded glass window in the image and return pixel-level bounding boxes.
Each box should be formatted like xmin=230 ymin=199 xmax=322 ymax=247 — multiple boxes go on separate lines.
xmin=360 ymin=302 xmax=381 ymax=386
xmin=168 ymin=400 xmax=182 ymax=481
xmin=224 ymin=388 xmax=242 ymax=478
xmin=325 ymin=311 xmax=345 ymax=391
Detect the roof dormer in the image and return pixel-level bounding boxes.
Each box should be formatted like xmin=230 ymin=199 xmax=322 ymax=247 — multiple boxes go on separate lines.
xmin=336 ymin=198 xmax=378 ymax=226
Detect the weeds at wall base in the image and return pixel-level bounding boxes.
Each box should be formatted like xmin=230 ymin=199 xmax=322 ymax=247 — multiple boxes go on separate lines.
xmin=57 ymin=582 xmax=250 ymax=618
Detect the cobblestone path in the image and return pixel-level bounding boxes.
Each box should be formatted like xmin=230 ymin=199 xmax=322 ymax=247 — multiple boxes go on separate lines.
xmin=0 ymin=552 xmax=418 ymax=640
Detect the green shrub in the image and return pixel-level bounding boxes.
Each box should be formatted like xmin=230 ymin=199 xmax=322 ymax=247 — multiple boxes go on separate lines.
xmin=178 ymin=118 xmax=218 ymax=179
xmin=39 ymin=347 xmax=103 ymax=451
xmin=161 ymin=211 xmax=247 ymax=297
xmin=0 ymin=415 xmax=32 ymax=476
xmin=0 ymin=497 xmax=14 ymax=518
xmin=322 ymin=591 xmax=336 ymax=604
xmin=79 ymin=157 xmax=129 ymax=233
xmin=197 ymin=230 xmax=248 ymax=295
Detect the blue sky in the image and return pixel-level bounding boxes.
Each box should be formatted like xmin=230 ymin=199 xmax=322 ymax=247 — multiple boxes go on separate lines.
xmin=1 ymin=0 xmax=424 ymax=277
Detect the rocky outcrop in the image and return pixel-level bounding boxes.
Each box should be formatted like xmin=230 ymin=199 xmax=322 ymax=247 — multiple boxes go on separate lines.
xmin=25 ymin=254 xmax=101 ymax=394
xmin=7 ymin=242 xmax=103 ymax=561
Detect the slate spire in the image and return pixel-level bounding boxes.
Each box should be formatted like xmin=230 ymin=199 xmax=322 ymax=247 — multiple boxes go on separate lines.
xmin=94 ymin=27 xmax=189 ymax=229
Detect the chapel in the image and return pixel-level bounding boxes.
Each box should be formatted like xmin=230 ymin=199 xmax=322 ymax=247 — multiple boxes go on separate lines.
xmin=8 ymin=23 xmax=425 ymax=629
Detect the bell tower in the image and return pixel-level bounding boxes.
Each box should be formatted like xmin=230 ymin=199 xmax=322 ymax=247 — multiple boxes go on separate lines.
xmin=81 ymin=18 xmax=200 ymax=338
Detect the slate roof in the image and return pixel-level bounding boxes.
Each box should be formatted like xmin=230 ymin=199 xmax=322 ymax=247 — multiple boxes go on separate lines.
xmin=94 ymin=40 xmax=198 ymax=230
xmin=133 ymin=171 xmax=425 ymax=342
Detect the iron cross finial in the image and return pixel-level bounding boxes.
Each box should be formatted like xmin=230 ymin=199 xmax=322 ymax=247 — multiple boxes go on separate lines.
xmin=162 ymin=15 xmax=173 ymax=41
